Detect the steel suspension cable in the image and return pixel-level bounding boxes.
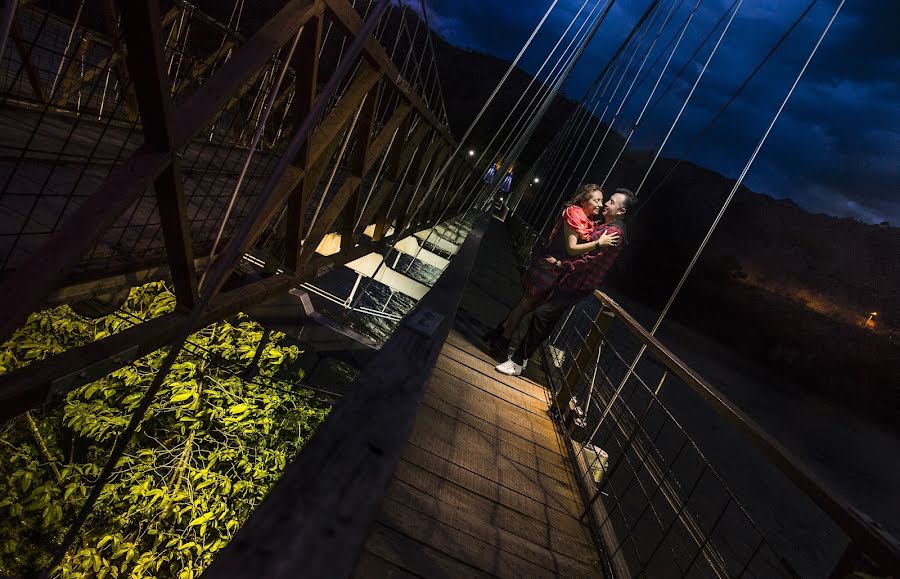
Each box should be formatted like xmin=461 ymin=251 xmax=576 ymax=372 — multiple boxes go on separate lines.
xmin=561 ymin=0 xmax=682 ymax=193
xmin=475 ymin=0 xmax=617 ymax=212
xmin=592 ymin=0 xmax=845 ymax=435
xmin=598 ymin=0 xmax=702 ymax=187
xmin=634 ymin=0 xmax=742 ymax=196
xmin=524 ymin=3 xmax=662 ymax=239
xmin=634 ymin=0 xmax=819 ymax=216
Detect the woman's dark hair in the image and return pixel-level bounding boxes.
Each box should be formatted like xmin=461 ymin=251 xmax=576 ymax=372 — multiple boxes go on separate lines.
xmin=565 ymin=183 xmax=603 ymax=206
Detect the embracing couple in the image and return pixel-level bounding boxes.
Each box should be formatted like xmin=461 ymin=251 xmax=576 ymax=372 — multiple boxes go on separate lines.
xmin=485 ymin=183 xmax=634 ymax=377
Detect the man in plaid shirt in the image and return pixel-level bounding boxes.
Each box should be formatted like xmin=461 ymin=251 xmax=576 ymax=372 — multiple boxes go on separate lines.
xmin=496 ymin=189 xmax=633 ymax=377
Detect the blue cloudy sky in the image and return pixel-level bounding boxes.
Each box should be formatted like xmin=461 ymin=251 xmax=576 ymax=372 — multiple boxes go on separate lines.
xmin=410 ymin=0 xmax=899 ymax=224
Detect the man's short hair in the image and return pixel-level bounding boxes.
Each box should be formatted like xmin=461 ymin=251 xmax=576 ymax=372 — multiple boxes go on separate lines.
xmin=613 ymin=188 xmax=635 ymax=214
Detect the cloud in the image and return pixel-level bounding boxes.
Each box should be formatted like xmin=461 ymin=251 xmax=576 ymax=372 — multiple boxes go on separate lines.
xmin=419 ymin=0 xmax=900 ymax=223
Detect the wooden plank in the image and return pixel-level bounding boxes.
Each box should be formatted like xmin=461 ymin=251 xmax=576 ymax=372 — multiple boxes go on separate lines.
xmin=439 ymin=343 xmax=549 ymax=402
xmin=352 ymin=551 xmax=419 ymax=579
xmin=202 ymin=216 xmax=488 ymax=578
xmin=405 ymin=423 xmax=584 ymax=516
xmin=393 ymin=458 xmax=598 ymax=561
xmin=376 ymin=495 xmax=560 ymax=578
xmin=401 ymin=442 xmax=585 ymax=525
xmin=383 ymin=482 xmax=601 ymax=577
xmin=410 ymin=402 xmax=575 ymax=486
xmin=364 ymin=522 xmax=492 ymax=579
xmin=432 ymin=357 xmax=551 ymax=417
xmin=425 ymin=373 xmax=561 ymax=453
xmin=420 ymin=391 xmax=570 ymax=467
xmin=118 ymin=0 xmax=197 ymax=309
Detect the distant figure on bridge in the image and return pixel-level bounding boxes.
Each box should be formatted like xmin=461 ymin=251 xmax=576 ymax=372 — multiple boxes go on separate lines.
xmin=482 ymin=161 xmax=500 ymax=184
xmin=499 ymin=167 xmax=513 ymax=194
xmin=483 ymin=184 xmax=617 ymax=359
xmin=492 ymin=187 xmax=634 ymax=377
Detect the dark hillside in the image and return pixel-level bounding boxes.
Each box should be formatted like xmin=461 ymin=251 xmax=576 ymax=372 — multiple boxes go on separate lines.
xmin=423 ymin=21 xmax=900 ymax=427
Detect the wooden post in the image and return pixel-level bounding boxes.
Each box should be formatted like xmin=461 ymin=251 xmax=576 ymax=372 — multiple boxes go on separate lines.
xmin=10 ymin=19 xmax=45 ymax=102
xmin=339 ymin=84 xmax=379 ymax=252
xmin=117 ymin=0 xmax=198 ymax=309
xmin=283 ymin=13 xmax=323 ymax=271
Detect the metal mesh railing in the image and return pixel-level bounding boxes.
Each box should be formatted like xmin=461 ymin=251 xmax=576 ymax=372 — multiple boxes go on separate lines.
xmin=536 ymin=290 xmax=900 ymax=578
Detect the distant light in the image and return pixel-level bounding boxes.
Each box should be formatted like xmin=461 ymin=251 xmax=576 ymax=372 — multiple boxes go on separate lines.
xmin=533 ymin=177 xmax=540 ymax=183
xmin=871 ymin=312 xmax=878 ymax=316
xmin=499 ymin=197 xmax=503 ymax=202
xmin=468 ymin=149 xmax=475 ymax=157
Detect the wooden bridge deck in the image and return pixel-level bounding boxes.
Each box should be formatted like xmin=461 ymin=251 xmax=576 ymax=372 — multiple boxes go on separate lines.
xmin=354 ymin=219 xmax=603 ymax=577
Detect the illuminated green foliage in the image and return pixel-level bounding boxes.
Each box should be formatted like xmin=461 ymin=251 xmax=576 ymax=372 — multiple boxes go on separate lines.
xmin=0 ymin=282 xmax=328 ymax=578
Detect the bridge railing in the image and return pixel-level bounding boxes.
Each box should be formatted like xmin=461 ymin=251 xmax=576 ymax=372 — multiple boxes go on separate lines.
xmin=541 ymin=291 xmax=900 ymax=578
xmin=0 ymin=0 xmax=476 ymax=420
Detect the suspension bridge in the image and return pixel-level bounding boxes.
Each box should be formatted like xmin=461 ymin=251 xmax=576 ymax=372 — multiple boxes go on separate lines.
xmin=0 ymin=0 xmax=897 ymax=577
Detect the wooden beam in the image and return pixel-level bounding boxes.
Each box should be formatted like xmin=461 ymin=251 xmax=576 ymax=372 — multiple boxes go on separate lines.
xmin=323 ymin=0 xmax=455 ymax=148
xmin=173 ymin=0 xmax=323 ymax=146
xmin=339 ymin=82 xmax=379 ymax=252
xmin=358 ymin=118 xmax=429 ymax=240
xmin=0 ymin=0 xmax=323 ymax=344
xmin=390 ymin=134 xmax=440 ymax=233
xmin=118 ymin=0 xmax=198 ymax=310
xmin=54 ymin=36 xmax=89 ymax=106
xmin=284 ymin=13 xmax=324 ymax=271
xmin=10 ymin=19 xmax=45 ymax=102
xmin=202 ymin=215 xmax=489 ymax=578
xmin=0 ymin=232 xmax=395 ymax=422
xmin=406 ymin=142 xmax=450 ymax=228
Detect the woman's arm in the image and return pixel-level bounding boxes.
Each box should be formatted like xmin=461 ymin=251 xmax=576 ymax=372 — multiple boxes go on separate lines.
xmin=563 ymin=223 xmax=620 ymax=256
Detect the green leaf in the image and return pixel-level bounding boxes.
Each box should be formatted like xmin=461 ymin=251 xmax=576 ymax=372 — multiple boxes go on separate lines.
xmin=228 ymin=404 xmax=249 ymax=414
xmin=188 ymin=512 xmax=213 ymax=527
xmin=171 ymin=392 xmax=193 ymax=403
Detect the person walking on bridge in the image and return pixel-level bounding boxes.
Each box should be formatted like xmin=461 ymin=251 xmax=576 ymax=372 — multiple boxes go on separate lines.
xmin=494 ymin=188 xmax=634 ymax=377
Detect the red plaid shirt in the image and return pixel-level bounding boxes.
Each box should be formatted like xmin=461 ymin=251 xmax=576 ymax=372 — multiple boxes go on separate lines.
xmin=556 ymin=219 xmax=625 ymax=296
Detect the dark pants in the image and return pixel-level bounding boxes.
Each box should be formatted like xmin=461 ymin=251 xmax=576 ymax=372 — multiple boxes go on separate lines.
xmin=510 ymin=290 xmax=582 ymax=365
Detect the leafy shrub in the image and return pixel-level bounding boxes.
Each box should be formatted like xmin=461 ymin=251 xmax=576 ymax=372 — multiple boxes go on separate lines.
xmin=0 ymin=282 xmax=329 ymax=578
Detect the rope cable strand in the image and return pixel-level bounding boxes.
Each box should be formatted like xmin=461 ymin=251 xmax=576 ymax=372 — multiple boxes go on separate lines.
xmin=592 ymin=0 xmax=846 ymax=434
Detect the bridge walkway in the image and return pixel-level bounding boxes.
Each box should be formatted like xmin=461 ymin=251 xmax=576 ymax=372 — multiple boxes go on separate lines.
xmin=354 ymin=217 xmax=603 ymax=577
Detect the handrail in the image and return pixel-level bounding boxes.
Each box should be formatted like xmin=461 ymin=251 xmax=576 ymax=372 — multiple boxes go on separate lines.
xmin=203 ymin=215 xmax=489 ymax=578
xmin=592 ymin=290 xmax=900 ymax=571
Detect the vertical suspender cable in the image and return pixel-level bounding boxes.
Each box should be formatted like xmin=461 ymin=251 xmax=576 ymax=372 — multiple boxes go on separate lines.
xmin=593 ymin=0 xmax=845 ymax=434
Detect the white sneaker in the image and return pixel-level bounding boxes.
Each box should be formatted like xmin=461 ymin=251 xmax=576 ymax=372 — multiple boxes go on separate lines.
xmin=495 ymin=359 xmax=524 ymax=376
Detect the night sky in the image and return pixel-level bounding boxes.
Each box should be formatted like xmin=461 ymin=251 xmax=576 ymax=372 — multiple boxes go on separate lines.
xmin=409 ymin=0 xmax=899 ymax=225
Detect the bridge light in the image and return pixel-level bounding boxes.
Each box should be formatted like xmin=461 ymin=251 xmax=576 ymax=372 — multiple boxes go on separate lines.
xmin=533 ymin=177 xmax=540 ymax=183
xmin=468 ymin=149 xmax=475 ymax=157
